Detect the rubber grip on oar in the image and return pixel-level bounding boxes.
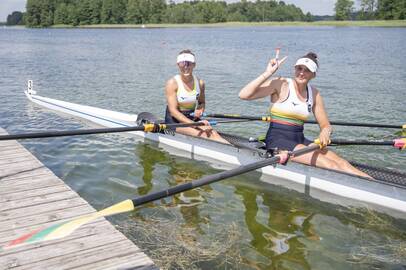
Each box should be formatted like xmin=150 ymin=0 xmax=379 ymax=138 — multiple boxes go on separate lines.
xmin=394 ymin=138 xmax=406 ymax=150
xmin=314 ymin=138 xmax=331 ymax=148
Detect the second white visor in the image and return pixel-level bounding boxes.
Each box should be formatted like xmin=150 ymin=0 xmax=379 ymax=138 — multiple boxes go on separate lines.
xmin=177 ymin=53 xmax=195 ymax=63
xmin=295 ymin=58 xmax=318 ymax=73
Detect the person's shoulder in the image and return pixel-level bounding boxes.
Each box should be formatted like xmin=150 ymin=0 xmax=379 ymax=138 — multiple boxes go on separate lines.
xmin=269 ymin=76 xmax=288 ymax=86
xmin=165 ymin=76 xmax=178 ymax=89
xmin=310 ymin=84 xmax=319 ymax=94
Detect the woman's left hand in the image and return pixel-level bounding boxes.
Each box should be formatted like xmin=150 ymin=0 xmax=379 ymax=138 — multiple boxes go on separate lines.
xmin=318 ymin=127 xmax=332 ymax=147
xmin=194 ymin=107 xmax=204 ymax=119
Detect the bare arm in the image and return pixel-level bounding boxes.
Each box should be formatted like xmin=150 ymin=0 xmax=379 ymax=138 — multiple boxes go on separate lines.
xmin=312 ymin=88 xmax=332 ymax=145
xmin=165 ymin=78 xmax=195 ymax=124
xmin=194 ymin=79 xmax=206 ymax=118
xmin=239 ymin=55 xmax=287 ymax=100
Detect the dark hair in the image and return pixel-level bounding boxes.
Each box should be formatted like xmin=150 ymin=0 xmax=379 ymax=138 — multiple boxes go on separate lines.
xmin=302 ymin=52 xmax=319 ymax=67
xmin=178 ymin=49 xmax=195 ymax=56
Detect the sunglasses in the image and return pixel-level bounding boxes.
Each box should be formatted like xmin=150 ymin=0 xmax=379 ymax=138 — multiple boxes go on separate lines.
xmin=178 ymin=61 xmax=193 ymax=67
xmin=295 ymin=65 xmax=311 ymax=73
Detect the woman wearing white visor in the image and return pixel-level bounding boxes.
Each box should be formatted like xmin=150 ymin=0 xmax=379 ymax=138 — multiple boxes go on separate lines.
xmin=239 ymin=50 xmax=370 ymax=178
xmin=165 ymin=49 xmax=229 ymax=144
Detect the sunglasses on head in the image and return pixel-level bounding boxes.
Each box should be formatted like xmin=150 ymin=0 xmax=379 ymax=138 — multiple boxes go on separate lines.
xmin=178 ymin=61 xmax=193 ymax=67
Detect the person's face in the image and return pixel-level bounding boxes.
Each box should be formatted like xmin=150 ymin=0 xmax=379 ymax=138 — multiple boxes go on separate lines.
xmin=294 ymin=65 xmax=315 ymax=83
xmin=178 ymin=61 xmax=195 ymax=76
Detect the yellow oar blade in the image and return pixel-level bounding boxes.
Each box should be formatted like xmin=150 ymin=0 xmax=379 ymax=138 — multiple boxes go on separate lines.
xmin=2 ymin=199 xmax=135 ymax=250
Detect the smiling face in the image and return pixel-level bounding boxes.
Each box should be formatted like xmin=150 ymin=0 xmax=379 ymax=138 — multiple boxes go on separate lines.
xmin=294 ymin=65 xmax=315 ymax=84
xmin=177 ymin=61 xmax=195 ymax=77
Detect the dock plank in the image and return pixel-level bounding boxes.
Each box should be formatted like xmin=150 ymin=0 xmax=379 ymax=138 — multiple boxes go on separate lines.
xmin=0 ymin=128 xmax=158 ymax=270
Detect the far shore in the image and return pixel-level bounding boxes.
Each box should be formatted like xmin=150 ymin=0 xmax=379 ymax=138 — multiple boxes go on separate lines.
xmin=51 ymin=20 xmax=406 ymax=28
xmin=2 ymin=20 xmax=405 ymax=29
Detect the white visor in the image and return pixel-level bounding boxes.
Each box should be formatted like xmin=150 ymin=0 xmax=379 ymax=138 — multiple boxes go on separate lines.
xmin=295 ymin=58 xmax=318 ymax=73
xmin=177 ymin=53 xmax=195 ymax=63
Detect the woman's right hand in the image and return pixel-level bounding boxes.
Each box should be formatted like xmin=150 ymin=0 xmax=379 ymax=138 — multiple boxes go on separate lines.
xmin=263 ymin=48 xmax=287 ymax=79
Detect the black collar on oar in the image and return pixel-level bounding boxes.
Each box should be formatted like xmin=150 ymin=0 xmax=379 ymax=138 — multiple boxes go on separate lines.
xmin=2 ymin=144 xmax=320 ymax=250
xmin=203 ymin=113 xmax=406 ymax=129
xmin=0 ymin=119 xmax=250 ymax=141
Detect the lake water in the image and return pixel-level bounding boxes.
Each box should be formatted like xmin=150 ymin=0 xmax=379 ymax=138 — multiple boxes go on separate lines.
xmin=1 ymin=26 xmax=405 ymax=269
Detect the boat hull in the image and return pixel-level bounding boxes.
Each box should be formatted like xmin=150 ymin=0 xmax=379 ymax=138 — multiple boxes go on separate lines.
xmin=24 ymin=90 xmax=406 ymax=217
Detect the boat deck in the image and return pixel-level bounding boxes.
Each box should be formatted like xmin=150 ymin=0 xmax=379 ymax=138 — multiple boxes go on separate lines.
xmin=0 ymin=128 xmax=158 ymax=270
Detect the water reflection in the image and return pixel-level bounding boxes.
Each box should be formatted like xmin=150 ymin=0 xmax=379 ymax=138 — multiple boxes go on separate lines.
xmin=135 ymin=143 xmax=214 ymax=232
xmin=130 ymin=142 xmax=406 ymax=269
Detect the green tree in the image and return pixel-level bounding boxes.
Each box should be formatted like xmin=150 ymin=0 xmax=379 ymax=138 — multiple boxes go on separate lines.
xmin=6 ymin=11 xmax=24 ymax=25
xmin=378 ymin=0 xmax=406 ymax=19
xmin=335 ymin=0 xmax=354 ymax=20
xmin=359 ymin=0 xmax=377 ymax=19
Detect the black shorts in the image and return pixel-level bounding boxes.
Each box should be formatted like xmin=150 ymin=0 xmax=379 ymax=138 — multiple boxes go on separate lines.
xmin=164 ymin=107 xmax=197 ymax=127
xmin=265 ymin=122 xmax=312 ymax=152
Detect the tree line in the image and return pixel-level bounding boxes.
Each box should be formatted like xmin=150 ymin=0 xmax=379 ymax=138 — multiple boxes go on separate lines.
xmin=6 ymin=0 xmax=405 ymax=26
xmin=335 ymin=0 xmax=405 ymax=20
xmin=14 ymin=0 xmax=310 ymax=27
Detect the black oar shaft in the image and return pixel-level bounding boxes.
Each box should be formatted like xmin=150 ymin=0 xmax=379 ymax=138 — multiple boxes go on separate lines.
xmin=306 ymin=120 xmax=401 ymax=129
xmin=132 ymin=144 xmax=320 ymax=206
xmin=0 ymin=126 xmax=144 ymax=141
xmin=205 ymin=113 xmax=403 ymax=129
xmin=0 ymin=122 xmax=205 ymax=141
xmin=331 ymin=139 xmax=393 ymax=146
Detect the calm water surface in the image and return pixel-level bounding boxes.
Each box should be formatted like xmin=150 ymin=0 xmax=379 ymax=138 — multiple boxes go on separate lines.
xmin=1 ymin=27 xmax=405 ymax=269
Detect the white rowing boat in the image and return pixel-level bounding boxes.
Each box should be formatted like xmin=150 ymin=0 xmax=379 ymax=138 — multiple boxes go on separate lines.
xmin=24 ymin=86 xmax=406 ymax=218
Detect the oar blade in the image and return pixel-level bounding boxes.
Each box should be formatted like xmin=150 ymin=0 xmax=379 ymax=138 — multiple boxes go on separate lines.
xmin=2 ymin=199 xmax=135 ymax=250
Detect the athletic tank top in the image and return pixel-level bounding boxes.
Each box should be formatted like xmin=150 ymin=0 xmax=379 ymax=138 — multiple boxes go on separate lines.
xmin=269 ymin=78 xmax=313 ymax=126
xmin=174 ymin=75 xmax=200 ymax=112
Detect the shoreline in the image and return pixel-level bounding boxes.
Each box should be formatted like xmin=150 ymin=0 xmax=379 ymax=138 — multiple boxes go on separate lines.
xmin=2 ymin=20 xmax=404 ymax=29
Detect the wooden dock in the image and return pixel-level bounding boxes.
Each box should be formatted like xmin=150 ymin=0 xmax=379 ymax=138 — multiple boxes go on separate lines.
xmin=0 ymin=128 xmax=158 ymax=270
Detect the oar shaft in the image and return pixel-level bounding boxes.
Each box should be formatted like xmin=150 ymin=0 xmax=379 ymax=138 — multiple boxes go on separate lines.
xmin=204 ymin=113 xmax=404 ymax=129
xmin=306 ymin=120 xmax=402 ymax=129
xmin=132 ymin=144 xmax=320 ymax=207
xmin=2 ymin=144 xmax=320 ymax=250
xmin=330 ymin=139 xmax=393 ymax=146
xmin=0 ymin=126 xmax=145 ymax=141
xmin=0 ymin=122 xmax=207 ymax=141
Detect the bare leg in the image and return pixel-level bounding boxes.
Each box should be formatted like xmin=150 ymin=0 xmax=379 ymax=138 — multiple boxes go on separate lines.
xmin=291 ymin=144 xmax=371 ymax=178
xmin=175 ymin=127 xmax=230 ymax=144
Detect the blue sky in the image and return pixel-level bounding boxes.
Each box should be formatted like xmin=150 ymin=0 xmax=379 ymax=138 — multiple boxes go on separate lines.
xmin=0 ymin=0 xmax=338 ymax=22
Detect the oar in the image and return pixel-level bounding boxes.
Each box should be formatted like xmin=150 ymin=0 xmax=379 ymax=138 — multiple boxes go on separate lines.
xmin=202 ymin=113 xmax=406 ymax=129
xmin=2 ymin=144 xmax=320 ymax=250
xmin=0 ymin=119 xmax=249 ymax=141
xmin=330 ymin=138 xmax=406 ymax=150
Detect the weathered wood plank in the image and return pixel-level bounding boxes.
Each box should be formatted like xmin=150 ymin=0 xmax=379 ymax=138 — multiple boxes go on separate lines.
xmin=0 ymin=185 xmax=71 ymax=203
xmin=0 ymin=190 xmax=77 ymax=212
xmin=0 ymin=197 xmax=87 ymax=222
xmin=0 ymin=171 xmax=53 ymax=183
xmin=0 ymin=127 xmax=157 ymax=270
xmin=0 ymin=176 xmax=63 ymax=194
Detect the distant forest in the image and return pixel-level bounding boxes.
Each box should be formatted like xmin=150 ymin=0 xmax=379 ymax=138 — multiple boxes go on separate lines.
xmin=10 ymin=0 xmax=311 ymax=27
xmin=5 ymin=0 xmax=406 ymax=27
